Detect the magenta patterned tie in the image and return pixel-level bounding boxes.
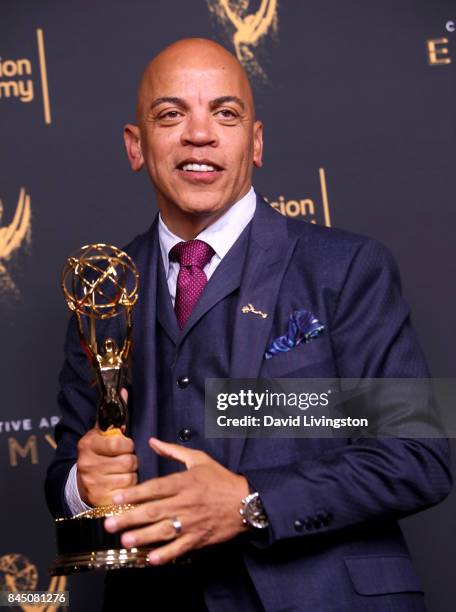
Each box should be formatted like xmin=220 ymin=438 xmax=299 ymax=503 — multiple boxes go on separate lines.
xmin=169 ymin=239 xmax=215 ymax=329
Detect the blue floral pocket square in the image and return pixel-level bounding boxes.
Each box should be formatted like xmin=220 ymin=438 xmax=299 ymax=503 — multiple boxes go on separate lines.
xmin=265 ymin=309 xmax=325 ymax=360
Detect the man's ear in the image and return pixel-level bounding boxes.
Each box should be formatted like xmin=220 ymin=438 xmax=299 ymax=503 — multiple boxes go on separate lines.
xmin=253 ymin=120 xmax=263 ymax=168
xmin=123 ymin=124 xmax=144 ymax=171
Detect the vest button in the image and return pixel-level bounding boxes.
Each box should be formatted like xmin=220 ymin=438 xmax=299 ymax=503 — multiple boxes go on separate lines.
xmin=178 ymin=428 xmax=192 ymax=442
xmin=177 ymin=376 xmax=190 ymax=389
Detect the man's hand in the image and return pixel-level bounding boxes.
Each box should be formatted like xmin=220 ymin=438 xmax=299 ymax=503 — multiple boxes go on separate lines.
xmin=76 ymin=428 xmax=138 ymax=507
xmin=104 ymin=438 xmax=250 ymax=565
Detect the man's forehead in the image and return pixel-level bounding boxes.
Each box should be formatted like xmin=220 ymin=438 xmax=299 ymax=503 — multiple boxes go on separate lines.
xmin=142 ymin=66 xmax=248 ymax=101
xmin=136 ymin=39 xmax=254 ymax=118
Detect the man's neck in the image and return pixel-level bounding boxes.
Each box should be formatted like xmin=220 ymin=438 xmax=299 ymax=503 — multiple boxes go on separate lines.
xmin=158 ymin=189 xmax=252 ymax=240
xmin=159 ymin=211 xmax=224 ymax=241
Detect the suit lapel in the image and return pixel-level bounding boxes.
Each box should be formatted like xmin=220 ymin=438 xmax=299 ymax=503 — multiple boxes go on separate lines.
xmin=227 ymin=195 xmax=298 ymax=471
xmin=156 ymin=253 xmax=180 ymax=345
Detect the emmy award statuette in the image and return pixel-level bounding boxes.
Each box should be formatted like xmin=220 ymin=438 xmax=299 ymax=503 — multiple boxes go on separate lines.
xmin=50 ymin=244 xmax=151 ymax=575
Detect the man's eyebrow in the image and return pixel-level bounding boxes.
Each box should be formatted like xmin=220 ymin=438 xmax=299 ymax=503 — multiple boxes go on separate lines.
xmin=210 ymin=96 xmax=245 ymax=111
xmin=149 ymin=96 xmax=188 ymax=111
xmin=148 ymin=95 xmax=246 ymax=112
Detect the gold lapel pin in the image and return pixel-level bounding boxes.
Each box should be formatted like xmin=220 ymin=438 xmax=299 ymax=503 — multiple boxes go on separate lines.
xmin=241 ymin=303 xmax=268 ymax=319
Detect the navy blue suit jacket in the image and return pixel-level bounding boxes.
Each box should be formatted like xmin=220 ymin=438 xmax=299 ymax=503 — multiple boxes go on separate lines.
xmin=46 ymin=195 xmax=451 ymax=611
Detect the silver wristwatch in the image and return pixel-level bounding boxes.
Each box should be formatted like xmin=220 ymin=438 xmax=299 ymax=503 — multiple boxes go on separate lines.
xmin=240 ymin=492 xmax=269 ymax=529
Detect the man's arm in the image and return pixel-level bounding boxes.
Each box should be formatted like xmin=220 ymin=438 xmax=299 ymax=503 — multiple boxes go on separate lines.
xmin=242 ymin=238 xmax=452 ymax=543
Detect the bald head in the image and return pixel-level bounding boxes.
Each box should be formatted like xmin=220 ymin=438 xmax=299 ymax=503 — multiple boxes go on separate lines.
xmin=136 ymin=38 xmax=255 ymax=124
xmin=124 ymin=37 xmax=263 ymax=239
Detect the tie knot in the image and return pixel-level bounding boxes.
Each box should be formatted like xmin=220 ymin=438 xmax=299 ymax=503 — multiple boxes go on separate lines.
xmin=169 ymin=239 xmax=215 ymax=269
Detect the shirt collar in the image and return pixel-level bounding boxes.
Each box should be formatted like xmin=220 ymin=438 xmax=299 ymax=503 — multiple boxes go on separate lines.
xmin=158 ymin=187 xmax=256 ymax=273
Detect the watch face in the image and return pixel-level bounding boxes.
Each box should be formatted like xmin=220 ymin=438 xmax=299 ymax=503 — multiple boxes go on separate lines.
xmin=245 ymin=495 xmax=269 ymax=529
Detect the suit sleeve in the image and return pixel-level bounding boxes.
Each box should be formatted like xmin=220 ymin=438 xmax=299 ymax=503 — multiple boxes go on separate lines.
xmin=243 ymin=239 xmax=452 ymax=545
xmin=44 ymin=316 xmax=99 ymax=518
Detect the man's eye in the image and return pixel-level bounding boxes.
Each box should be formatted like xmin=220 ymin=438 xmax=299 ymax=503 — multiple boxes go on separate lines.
xmin=159 ymin=110 xmax=181 ymax=120
xmin=216 ymin=109 xmax=237 ymax=119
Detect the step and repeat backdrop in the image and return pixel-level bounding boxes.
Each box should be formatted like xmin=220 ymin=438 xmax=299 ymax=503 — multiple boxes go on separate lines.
xmin=1 ymin=1 xmax=455 ymax=610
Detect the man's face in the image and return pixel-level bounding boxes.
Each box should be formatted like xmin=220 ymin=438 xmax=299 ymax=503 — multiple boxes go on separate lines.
xmin=127 ymin=47 xmax=262 ymax=222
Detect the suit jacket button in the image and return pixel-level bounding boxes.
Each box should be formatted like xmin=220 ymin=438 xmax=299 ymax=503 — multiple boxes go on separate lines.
xmin=177 ymin=376 xmax=190 ymax=388
xmin=294 ymin=520 xmax=304 ymax=532
xmin=304 ymin=518 xmax=313 ymax=530
xmin=318 ymin=512 xmax=332 ymax=526
xmin=178 ymin=428 xmax=192 ymax=442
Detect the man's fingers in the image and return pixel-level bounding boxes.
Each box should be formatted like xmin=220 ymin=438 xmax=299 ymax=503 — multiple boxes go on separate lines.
xmin=78 ymin=470 xmax=137 ymax=499
xmin=149 ymin=437 xmax=208 ymax=468
xmin=120 ymin=387 xmax=128 ymax=404
xmin=109 ymin=472 xmax=138 ymax=491
xmin=118 ymin=517 xmax=182 ymax=548
xmin=105 ymin=499 xmax=177 ymax=532
xmin=148 ymin=534 xmax=194 ymax=566
xmin=78 ymin=452 xmax=138 ymax=476
xmin=79 ymin=429 xmax=135 ymax=457
xmin=106 ymin=452 xmax=138 ymax=474
xmin=77 ymin=469 xmax=138 ymax=507
xmin=111 ymin=472 xmax=183 ymax=506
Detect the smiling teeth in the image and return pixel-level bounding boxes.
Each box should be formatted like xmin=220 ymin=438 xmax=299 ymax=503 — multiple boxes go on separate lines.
xmin=182 ymin=163 xmax=216 ymax=172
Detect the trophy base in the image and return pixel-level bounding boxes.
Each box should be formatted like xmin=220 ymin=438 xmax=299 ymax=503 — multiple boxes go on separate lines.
xmin=50 ymin=546 xmax=152 ymax=575
xmin=50 ymin=504 xmax=152 ymax=575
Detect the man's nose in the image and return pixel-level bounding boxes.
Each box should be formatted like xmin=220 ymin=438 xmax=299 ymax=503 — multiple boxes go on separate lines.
xmin=180 ymin=113 xmax=217 ymax=147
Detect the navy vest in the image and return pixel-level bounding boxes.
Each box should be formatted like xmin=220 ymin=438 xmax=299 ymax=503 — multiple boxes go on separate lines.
xmin=155 ymin=226 xmax=250 ymax=476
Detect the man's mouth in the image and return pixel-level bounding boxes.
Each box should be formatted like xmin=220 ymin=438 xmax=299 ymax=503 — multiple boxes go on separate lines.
xmin=181 ymin=162 xmax=217 ymax=172
xmin=176 ymin=159 xmax=224 ymax=183
xmin=177 ymin=159 xmax=223 ymax=172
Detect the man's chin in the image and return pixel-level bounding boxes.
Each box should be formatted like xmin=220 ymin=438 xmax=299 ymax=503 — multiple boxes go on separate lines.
xmin=174 ymin=196 xmax=230 ymax=218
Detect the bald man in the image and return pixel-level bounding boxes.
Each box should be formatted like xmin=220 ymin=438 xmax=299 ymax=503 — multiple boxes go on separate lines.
xmin=46 ymin=39 xmax=451 ymax=611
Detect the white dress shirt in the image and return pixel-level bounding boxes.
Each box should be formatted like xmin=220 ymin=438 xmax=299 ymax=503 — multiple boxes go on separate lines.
xmin=159 ymin=186 xmax=256 ymax=306
xmin=64 ymin=187 xmax=257 ymax=515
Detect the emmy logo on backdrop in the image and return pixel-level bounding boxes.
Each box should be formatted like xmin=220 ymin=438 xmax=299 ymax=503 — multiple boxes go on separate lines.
xmin=0 ymin=187 xmax=31 ymax=299
xmin=207 ymin=0 xmax=278 ymax=80
xmin=0 ymin=554 xmax=66 ymax=612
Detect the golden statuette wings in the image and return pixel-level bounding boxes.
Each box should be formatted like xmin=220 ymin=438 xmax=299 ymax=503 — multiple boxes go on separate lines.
xmin=208 ymin=0 xmax=278 ymax=80
xmin=0 ymin=188 xmax=31 ymax=297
